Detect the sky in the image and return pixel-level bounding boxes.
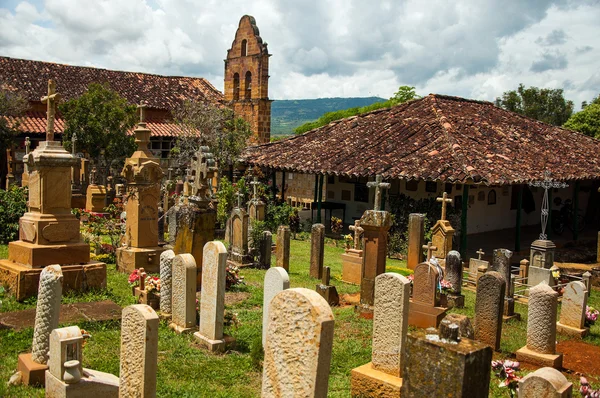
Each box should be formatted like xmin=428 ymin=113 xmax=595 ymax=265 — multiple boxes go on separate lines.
xmin=1 ymin=0 xmax=599 ymax=108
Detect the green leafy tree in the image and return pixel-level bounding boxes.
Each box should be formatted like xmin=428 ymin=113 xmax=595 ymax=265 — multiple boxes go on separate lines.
xmin=59 ymin=83 xmax=137 ymax=178
xmin=389 ymin=85 xmax=420 ymax=105
xmin=0 ymin=185 xmax=27 ymax=243
xmin=0 ymin=89 xmax=28 ymax=188
xmin=563 ymin=95 xmax=600 ymax=138
xmin=494 ymin=84 xmax=574 ymax=126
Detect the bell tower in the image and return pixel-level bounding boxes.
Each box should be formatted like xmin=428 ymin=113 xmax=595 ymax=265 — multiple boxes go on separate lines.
xmin=224 ymin=15 xmax=272 ymax=144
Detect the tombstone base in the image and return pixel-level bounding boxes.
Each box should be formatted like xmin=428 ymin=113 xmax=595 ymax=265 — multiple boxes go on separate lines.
xmin=227 ymin=253 xmax=253 ymax=268
xmin=556 ymin=322 xmax=589 ymax=338
xmin=168 ymin=323 xmax=195 ymax=335
xmin=354 ymin=303 xmax=374 ymax=319
xmin=116 ymin=246 xmax=165 ymax=274
xmin=408 ymin=301 xmax=447 ymax=329
xmin=17 ymin=353 xmax=48 ymax=386
xmin=193 ymin=332 xmax=236 ymax=353
xmin=0 ymin=260 xmax=106 ymax=302
xmin=8 ymin=240 xmax=90 ymax=268
xmin=341 ymin=252 xmax=362 ymax=285
xmin=316 ymin=284 xmax=339 ymax=306
xmin=45 ymin=368 xmax=119 ymax=398
xmin=350 ymin=362 xmax=402 ymax=398
xmin=446 ymin=294 xmax=464 ymax=309
xmin=133 ymin=288 xmax=160 ymax=310
xmin=71 ymin=193 xmax=87 ymax=209
xmin=515 ymin=346 xmax=563 ymax=369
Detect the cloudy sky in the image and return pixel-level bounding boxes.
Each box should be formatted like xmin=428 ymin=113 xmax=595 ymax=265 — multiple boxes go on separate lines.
xmin=1 ymin=0 xmax=599 ymax=108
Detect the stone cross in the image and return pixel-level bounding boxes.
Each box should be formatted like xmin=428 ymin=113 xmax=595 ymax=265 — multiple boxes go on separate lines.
xmin=40 ymin=79 xmax=60 ymax=142
xmin=159 ymin=250 xmax=175 ymax=315
xmin=137 ymin=101 xmax=147 ymax=123
xmin=476 ymin=248 xmax=485 ymax=260
xmin=31 ymin=264 xmax=63 ymax=364
xmin=71 ymin=133 xmax=77 ymax=156
xmin=422 ymin=241 xmax=438 ymax=262
xmin=349 ymin=220 xmax=364 ymax=250
xmin=436 ymin=192 xmax=453 ymax=221
xmin=262 ymin=267 xmax=290 ymax=346
xmin=262 ymin=288 xmax=334 ymax=397
xmin=474 ymin=271 xmax=505 ymax=351
xmin=251 ymin=176 xmax=260 ymax=200
xmin=169 ymin=254 xmax=197 ymax=333
xmin=367 ymin=174 xmax=390 ymax=211
xmin=25 ymin=137 xmax=31 ymax=155
xmin=235 ymin=190 xmax=244 ymax=208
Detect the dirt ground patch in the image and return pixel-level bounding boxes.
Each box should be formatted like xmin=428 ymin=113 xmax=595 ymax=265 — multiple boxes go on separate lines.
xmin=557 ymin=340 xmax=600 ymax=376
xmin=225 ymin=291 xmax=251 ymax=306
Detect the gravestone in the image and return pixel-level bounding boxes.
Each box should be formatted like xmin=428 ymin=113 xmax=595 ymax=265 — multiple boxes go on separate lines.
xmin=310 ymin=223 xmax=325 ymax=279
xmin=258 ymin=230 xmax=272 ymax=269
xmin=315 ymin=266 xmax=339 ymax=306
xmin=119 ymin=304 xmax=159 ymax=398
xmin=85 ymin=180 xmax=107 ymax=213
xmin=583 ymin=271 xmax=592 ymax=297
xmin=504 ymin=274 xmax=521 ymax=321
xmin=407 ymin=213 xmax=425 ymax=270
xmin=431 ymin=192 xmax=455 ymax=260
xmin=520 ymin=259 xmax=530 ymax=281
xmin=228 ymin=193 xmax=252 ymax=267
xmin=516 ymin=283 xmax=563 ymax=368
xmin=445 ymin=250 xmax=464 ymax=308
xmin=17 ymin=264 xmax=63 ymax=386
xmin=528 ymin=265 xmax=556 ymax=289
xmin=194 ymin=241 xmax=235 ymax=352
xmin=468 ymin=248 xmax=488 ymax=283
xmin=341 ymin=220 xmax=364 ymax=284
xmin=351 ymin=273 xmax=410 ymax=397
xmin=401 ymin=327 xmax=492 ymax=397
xmin=474 ymin=271 xmax=506 ymax=351
xmin=169 ymin=254 xmax=197 ymax=334
xmin=262 ymin=267 xmax=290 ymax=346
xmin=491 ymin=248 xmax=513 ymax=285
xmin=248 ymin=176 xmax=265 ymax=221
xmin=159 ymin=249 xmax=175 ymax=316
xmin=441 ymin=314 xmax=474 ymax=339
xmin=518 ymin=367 xmax=573 ymax=398
xmin=276 ymin=225 xmax=290 ymax=271
xmin=557 ymin=281 xmax=589 ymax=337
xmin=116 ymin=102 xmax=165 ymax=274
xmin=408 ymin=261 xmax=447 ymax=329
xmin=262 ymin=288 xmax=334 ymax=398
xmin=530 ymin=239 xmax=556 ymax=269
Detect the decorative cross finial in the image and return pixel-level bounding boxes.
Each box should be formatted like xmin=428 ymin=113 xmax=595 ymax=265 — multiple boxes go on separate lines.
xmin=422 ymin=241 xmax=438 ymax=262
xmin=476 ymin=248 xmax=485 ymax=260
xmin=436 ymin=191 xmax=453 ymax=221
xmin=235 ymin=191 xmax=244 ymax=208
xmin=348 ymin=220 xmax=364 ymax=250
xmin=71 ymin=133 xmax=77 ymax=156
xmin=25 ymin=137 xmax=31 ymax=155
xmin=137 ymin=101 xmax=148 ymax=123
xmin=40 ymin=79 xmax=60 ymax=142
xmin=322 ymin=266 xmax=331 ymax=286
xmin=250 ymin=176 xmax=260 ymax=200
xmin=529 ymin=170 xmax=568 ymax=240
xmin=366 ymin=174 xmax=391 ymax=211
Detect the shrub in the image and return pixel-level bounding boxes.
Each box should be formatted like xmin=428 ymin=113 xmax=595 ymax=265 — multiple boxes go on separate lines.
xmin=0 ymin=185 xmax=27 ymax=243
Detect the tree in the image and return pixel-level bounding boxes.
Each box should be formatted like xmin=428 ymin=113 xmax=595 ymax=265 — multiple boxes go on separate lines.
xmin=389 ymin=85 xmax=421 ymax=105
xmin=59 ymin=83 xmax=137 ymax=179
xmin=173 ymin=101 xmax=252 ymax=181
xmin=563 ymin=94 xmax=600 ymax=138
xmin=0 ymin=88 xmax=28 ymax=189
xmin=494 ymin=84 xmax=574 ymax=126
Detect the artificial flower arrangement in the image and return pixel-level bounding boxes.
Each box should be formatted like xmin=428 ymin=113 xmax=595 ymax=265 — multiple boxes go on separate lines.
xmin=586 ymin=306 xmax=599 ymax=326
xmin=128 ymin=269 xmax=161 ymax=309
xmin=439 ymin=279 xmax=453 ymax=294
xmin=343 ymin=234 xmax=354 ymax=250
xmin=492 ymin=360 xmax=521 ymax=397
xmin=580 ymin=376 xmax=600 ymax=397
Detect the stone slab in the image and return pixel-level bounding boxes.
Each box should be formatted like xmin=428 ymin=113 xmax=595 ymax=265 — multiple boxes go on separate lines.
xmin=116 ymin=246 xmax=165 ymax=274
xmin=516 ymin=346 xmax=563 ymax=369
xmin=17 ymin=352 xmax=48 ymax=386
xmin=316 ymin=284 xmax=340 ymax=306
xmin=8 ymin=240 xmax=90 ymax=268
xmin=0 ymin=260 xmax=106 ymax=302
xmin=447 ymin=294 xmax=464 ymax=309
xmin=193 ymin=333 xmax=236 ymax=353
xmin=556 ymin=322 xmax=589 ymax=338
xmin=407 ymin=301 xmax=447 ymax=329
xmin=45 ymin=368 xmax=119 ymax=398
xmin=350 ymin=362 xmax=402 ymax=398
xmin=0 ymin=300 xmax=121 ymax=331
xmin=341 ymin=252 xmax=362 ymax=285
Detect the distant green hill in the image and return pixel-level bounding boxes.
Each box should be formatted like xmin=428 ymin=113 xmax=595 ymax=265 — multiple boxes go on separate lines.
xmin=271 ymin=97 xmax=385 ymax=136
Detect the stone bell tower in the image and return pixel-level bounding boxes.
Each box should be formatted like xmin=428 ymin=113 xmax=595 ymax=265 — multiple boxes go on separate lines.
xmin=224 ymin=15 xmax=272 ymax=144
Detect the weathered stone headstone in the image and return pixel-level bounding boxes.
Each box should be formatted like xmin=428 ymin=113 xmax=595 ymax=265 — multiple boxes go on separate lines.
xmin=401 ymin=327 xmax=492 ymax=397
xmin=407 ymin=213 xmax=425 ymax=270
xmin=119 ymin=304 xmax=159 ymax=398
xmin=518 ymin=367 xmax=573 ymax=398
xmin=159 ymin=249 xmax=175 ymax=316
xmin=341 ymin=220 xmax=364 ymax=284
xmin=276 ymin=225 xmax=290 ymax=271
xmin=504 ymin=274 xmax=521 ymax=321
xmin=519 ymin=258 xmax=530 ymax=281
xmin=445 ymin=250 xmax=464 ymax=308
xmin=557 ymin=281 xmax=589 ymax=337
xmin=194 ymin=241 xmax=234 ymax=352
xmin=468 ymin=248 xmax=488 ymax=283
xmin=17 ymin=264 xmax=63 ymax=386
xmin=248 ymin=176 xmax=265 ymax=222
xmin=441 ymin=313 xmax=474 ymax=339
xmin=310 ymin=223 xmax=325 ymax=279
xmin=351 ymin=273 xmax=410 ymax=397
xmin=169 ymin=254 xmax=197 ymax=334
xmin=491 ymin=248 xmax=513 ymax=286
xmin=516 ymin=283 xmax=563 ymax=368
xmin=228 ymin=203 xmax=252 ymax=267
xmin=474 ymin=271 xmax=506 ymax=351
xmin=258 ymin=230 xmax=272 ymax=269
xmin=408 ymin=261 xmax=447 ymax=328
xmin=262 ymin=288 xmax=334 ymax=398
xmin=530 ymin=239 xmax=556 ymax=269
xmin=431 ymin=192 xmax=455 ymax=260
xmin=315 ymin=266 xmax=339 ymax=306
xmin=528 ymin=265 xmax=556 ymax=289
xmin=262 ymin=267 xmax=290 ymax=347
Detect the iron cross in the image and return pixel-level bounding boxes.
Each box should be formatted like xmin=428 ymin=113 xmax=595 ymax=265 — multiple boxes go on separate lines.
xmin=250 ymin=177 xmax=260 ymax=199
xmin=476 ymin=248 xmax=485 ymax=260
xmin=422 ymin=241 xmax=438 ymax=262
xmin=40 ymin=79 xmax=60 ymax=142
xmin=348 ymin=220 xmax=363 ymax=250
xmin=366 ymin=174 xmax=390 ymax=211
xmin=137 ymin=101 xmax=148 ymax=123
xmin=235 ymin=191 xmax=244 ymax=208
xmin=436 ymin=192 xmax=453 ymax=221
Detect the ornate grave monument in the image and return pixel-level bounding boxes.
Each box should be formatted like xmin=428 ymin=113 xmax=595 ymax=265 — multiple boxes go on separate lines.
xmin=248 ymin=176 xmax=265 ymax=221
xmin=227 ymin=190 xmax=252 ymax=267
xmin=341 ymin=220 xmax=364 ymax=284
xmin=431 ymin=192 xmax=455 ymax=260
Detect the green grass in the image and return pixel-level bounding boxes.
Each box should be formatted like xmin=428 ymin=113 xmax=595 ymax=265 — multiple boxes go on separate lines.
xmin=1 ymin=241 xmax=600 ymax=397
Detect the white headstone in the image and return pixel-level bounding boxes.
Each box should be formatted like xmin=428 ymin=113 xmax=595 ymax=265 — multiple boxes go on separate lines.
xmin=262 ymin=267 xmax=290 ymax=346
xmin=170 ymin=253 xmax=197 ymax=333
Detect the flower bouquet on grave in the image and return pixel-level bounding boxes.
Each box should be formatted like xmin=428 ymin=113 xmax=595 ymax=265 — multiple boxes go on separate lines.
xmin=143 ymin=276 xmax=161 ymax=309
xmin=128 ymin=269 xmax=141 ymax=292
xmin=437 ymin=279 xmax=453 ymax=307
xmin=580 ymin=376 xmax=600 ymax=397
xmin=343 ymin=234 xmax=353 ymax=251
xmin=492 ymin=360 xmax=521 ymax=397
xmin=226 ymin=265 xmax=245 ymax=291
xmin=586 ymin=306 xmax=599 ymax=327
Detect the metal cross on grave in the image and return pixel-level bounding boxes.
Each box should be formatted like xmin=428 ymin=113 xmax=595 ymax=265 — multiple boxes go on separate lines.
xmin=25 ymin=137 xmax=31 ymax=155
xmin=366 ymin=174 xmax=391 ymax=211
xmin=137 ymin=101 xmax=148 ymax=123
xmin=422 ymin=241 xmax=438 ymax=262
xmin=250 ymin=177 xmax=260 ymax=200
xmin=235 ymin=191 xmax=244 ymax=209
xmin=476 ymin=248 xmax=485 ymax=260
xmin=529 ymin=170 xmax=568 ymax=240
xmin=40 ymin=79 xmax=60 ymax=142
xmin=348 ymin=220 xmax=364 ymax=250
xmin=436 ymin=191 xmax=453 ymax=221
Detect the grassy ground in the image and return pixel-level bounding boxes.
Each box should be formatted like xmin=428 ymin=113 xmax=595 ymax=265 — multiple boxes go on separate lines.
xmin=1 ymin=240 xmax=599 ymax=397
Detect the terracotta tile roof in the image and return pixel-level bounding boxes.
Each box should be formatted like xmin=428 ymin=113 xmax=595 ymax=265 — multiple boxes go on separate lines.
xmin=6 ymin=113 xmax=186 ymax=138
xmin=0 ymin=56 xmax=223 ymax=110
xmin=242 ymin=94 xmax=600 ymax=185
